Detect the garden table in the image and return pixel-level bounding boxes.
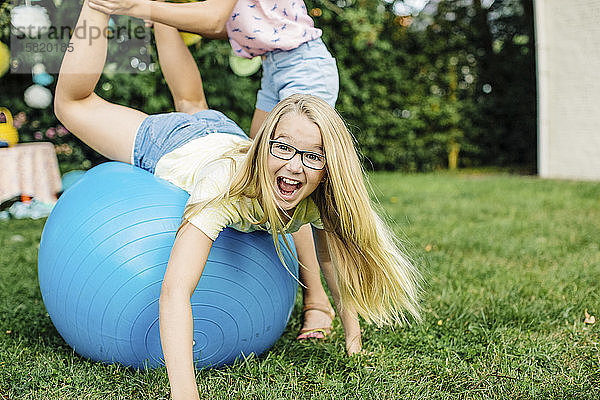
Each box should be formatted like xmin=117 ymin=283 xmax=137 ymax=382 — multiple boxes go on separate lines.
xmin=0 ymin=142 xmax=61 ymax=204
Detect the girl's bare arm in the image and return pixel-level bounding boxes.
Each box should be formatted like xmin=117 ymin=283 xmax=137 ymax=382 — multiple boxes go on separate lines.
xmin=160 ymin=223 xmax=213 ymax=400
xmin=313 ymin=228 xmax=363 ymax=355
xmin=88 ymin=0 xmax=237 ymax=38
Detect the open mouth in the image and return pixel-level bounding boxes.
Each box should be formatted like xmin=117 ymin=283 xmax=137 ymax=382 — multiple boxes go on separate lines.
xmin=276 ymin=176 xmax=303 ymax=201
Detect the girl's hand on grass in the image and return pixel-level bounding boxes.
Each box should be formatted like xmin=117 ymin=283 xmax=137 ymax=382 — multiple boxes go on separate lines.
xmin=345 ymin=333 xmax=362 ymax=356
xmin=339 ymin=307 xmax=362 ymax=356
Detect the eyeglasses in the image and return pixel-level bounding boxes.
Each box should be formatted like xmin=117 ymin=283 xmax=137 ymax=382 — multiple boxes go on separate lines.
xmin=269 ymin=140 xmax=326 ymax=170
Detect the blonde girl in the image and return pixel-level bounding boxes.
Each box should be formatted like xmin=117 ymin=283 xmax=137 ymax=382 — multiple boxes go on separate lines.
xmin=88 ymin=0 xmax=341 ymax=341
xmin=55 ymin=3 xmax=420 ymax=400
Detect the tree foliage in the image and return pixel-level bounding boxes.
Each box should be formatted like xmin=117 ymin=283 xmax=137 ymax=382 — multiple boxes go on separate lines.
xmin=0 ymin=0 xmax=536 ymax=172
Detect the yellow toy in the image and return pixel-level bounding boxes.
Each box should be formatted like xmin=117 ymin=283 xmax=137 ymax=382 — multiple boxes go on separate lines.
xmin=0 ymin=41 xmax=10 ymax=78
xmin=0 ymin=108 xmax=19 ymax=146
xmin=179 ymin=31 xmax=202 ymax=46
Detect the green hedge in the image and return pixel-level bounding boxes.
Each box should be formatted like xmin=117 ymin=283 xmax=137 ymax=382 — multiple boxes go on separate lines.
xmin=0 ymin=0 xmax=536 ymax=172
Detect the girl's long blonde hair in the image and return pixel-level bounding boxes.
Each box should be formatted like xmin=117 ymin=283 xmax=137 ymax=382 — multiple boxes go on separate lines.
xmin=183 ymin=94 xmax=421 ymax=326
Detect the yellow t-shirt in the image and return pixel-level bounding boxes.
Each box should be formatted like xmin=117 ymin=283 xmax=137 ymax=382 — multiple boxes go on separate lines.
xmin=154 ymin=132 xmax=323 ymax=240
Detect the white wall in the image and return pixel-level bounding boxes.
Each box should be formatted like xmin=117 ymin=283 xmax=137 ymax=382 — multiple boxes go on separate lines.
xmin=535 ymin=0 xmax=600 ymax=180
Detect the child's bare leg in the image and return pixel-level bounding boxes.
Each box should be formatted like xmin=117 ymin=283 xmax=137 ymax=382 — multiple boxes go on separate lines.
xmin=249 ymin=108 xmax=269 ymax=138
xmin=153 ymin=22 xmax=209 ymax=114
xmin=54 ymin=1 xmax=146 ymax=163
xmin=294 ymin=224 xmax=334 ymax=339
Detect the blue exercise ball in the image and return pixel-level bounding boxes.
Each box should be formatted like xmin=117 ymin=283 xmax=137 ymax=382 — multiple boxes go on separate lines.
xmin=60 ymin=169 xmax=86 ymax=192
xmin=38 ymin=162 xmax=298 ymax=370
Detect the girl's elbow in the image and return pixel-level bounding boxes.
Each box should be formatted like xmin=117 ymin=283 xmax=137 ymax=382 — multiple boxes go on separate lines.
xmin=53 ymin=80 xmax=82 ymax=125
xmin=211 ymin=19 xmax=228 ymax=38
xmin=199 ymin=16 xmax=228 ymax=38
xmin=159 ymin=280 xmax=193 ymax=306
xmin=53 ymin=91 xmax=70 ymax=127
xmin=159 ymin=280 xmax=177 ymax=304
xmin=198 ymin=26 xmax=227 ymax=39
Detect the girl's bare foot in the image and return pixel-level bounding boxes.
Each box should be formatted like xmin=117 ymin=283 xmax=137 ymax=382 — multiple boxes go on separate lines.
xmin=296 ymin=303 xmax=335 ymax=340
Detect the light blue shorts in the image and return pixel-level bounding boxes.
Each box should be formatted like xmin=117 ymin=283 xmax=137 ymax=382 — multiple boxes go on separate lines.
xmin=132 ymin=109 xmax=248 ymax=174
xmin=257 ymin=38 xmax=339 ymax=112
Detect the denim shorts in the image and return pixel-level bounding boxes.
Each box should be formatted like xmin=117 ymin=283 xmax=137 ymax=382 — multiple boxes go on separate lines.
xmin=257 ymin=38 xmax=339 ymax=112
xmin=132 ymin=109 xmax=248 ymax=174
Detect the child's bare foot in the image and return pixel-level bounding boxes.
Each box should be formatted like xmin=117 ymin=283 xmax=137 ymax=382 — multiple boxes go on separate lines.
xmin=296 ymin=304 xmax=335 ymax=340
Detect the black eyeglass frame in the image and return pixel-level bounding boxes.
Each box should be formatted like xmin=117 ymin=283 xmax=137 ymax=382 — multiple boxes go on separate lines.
xmin=268 ymin=140 xmax=327 ymax=170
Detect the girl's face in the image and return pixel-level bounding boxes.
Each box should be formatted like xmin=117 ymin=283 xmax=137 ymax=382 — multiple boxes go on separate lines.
xmin=267 ymin=112 xmax=326 ymax=212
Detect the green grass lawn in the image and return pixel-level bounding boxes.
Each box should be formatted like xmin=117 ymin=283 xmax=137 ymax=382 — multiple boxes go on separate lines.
xmin=1 ymin=171 xmax=599 ymax=399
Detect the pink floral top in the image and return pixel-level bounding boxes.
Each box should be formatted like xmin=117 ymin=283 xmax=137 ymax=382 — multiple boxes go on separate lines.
xmin=226 ymin=0 xmax=322 ymax=58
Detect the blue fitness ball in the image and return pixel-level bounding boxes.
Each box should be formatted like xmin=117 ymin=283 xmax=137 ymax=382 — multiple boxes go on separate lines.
xmin=38 ymin=162 xmax=298 ymax=369
xmin=60 ymin=169 xmax=86 ymax=192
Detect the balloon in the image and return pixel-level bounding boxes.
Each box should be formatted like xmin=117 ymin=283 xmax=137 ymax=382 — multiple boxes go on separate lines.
xmin=0 ymin=42 xmax=9 ymax=78
xmin=32 ymin=63 xmax=54 ymax=86
xmin=24 ymin=84 xmax=53 ymax=109
xmin=33 ymin=72 xmax=54 ymax=86
xmin=11 ymin=5 xmax=52 ymax=38
xmin=229 ymin=52 xmax=262 ymax=77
